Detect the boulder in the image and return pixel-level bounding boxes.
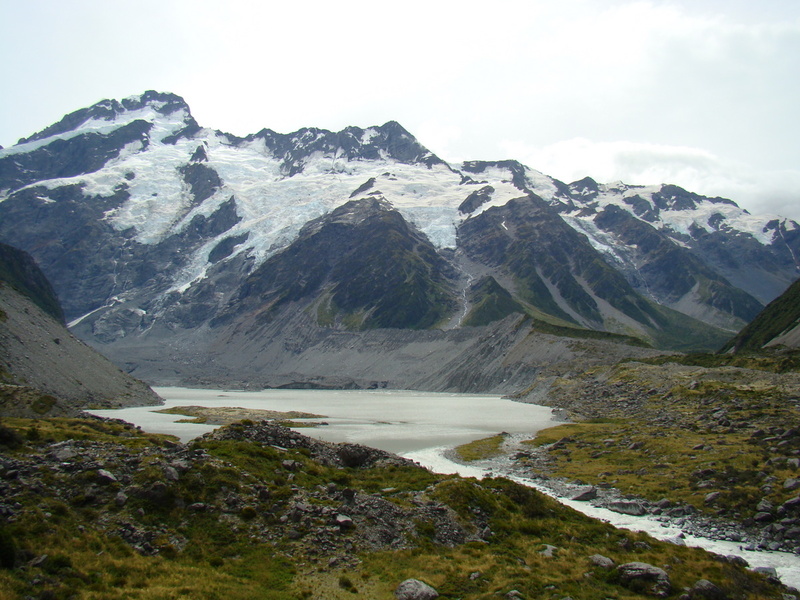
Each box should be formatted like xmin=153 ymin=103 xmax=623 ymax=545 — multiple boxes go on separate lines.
xmin=334 ymin=514 xmax=354 ymax=530
xmin=163 ymin=466 xmax=180 ymax=482
xmin=691 ymin=579 xmax=727 ymax=600
xmin=607 ymin=501 xmax=647 ymax=516
xmin=571 ymin=486 xmax=598 ymax=501
xmin=616 ymin=562 xmax=671 ymax=597
xmin=395 ymin=579 xmax=439 ymax=600
xmin=589 ymin=554 xmax=615 ymax=569
xmin=756 ymin=498 xmax=774 ymax=513
xmin=96 ymin=469 xmax=117 ymax=484
xmin=784 ymin=478 xmax=800 ymax=491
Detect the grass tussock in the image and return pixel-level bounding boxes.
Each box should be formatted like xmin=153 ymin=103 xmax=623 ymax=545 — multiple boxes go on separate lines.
xmin=453 ymin=434 xmax=507 ymax=462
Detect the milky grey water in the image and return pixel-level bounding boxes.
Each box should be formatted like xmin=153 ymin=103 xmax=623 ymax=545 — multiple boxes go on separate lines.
xmin=89 ymin=387 xmax=556 ymax=454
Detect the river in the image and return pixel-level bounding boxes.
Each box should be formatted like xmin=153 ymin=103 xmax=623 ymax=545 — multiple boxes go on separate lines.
xmin=90 ymin=387 xmax=800 ymax=589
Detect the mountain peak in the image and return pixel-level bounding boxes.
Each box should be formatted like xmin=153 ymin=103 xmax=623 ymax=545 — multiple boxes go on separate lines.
xmin=15 ymin=90 xmax=194 ymax=147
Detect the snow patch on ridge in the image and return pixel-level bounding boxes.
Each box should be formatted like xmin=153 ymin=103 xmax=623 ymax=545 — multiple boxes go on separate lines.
xmin=560 ymin=183 xmax=789 ymax=247
xmin=0 ymin=103 xmax=191 ymax=157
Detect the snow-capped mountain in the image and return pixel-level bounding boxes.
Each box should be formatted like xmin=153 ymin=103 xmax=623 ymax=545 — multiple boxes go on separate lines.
xmin=0 ymin=91 xmax=798 ymax=390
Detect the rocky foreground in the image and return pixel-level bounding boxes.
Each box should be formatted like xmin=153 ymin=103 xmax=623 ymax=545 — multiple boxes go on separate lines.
xmin=1 ymin=416 xmax=796 ymax=599
xmin=506 ymin=355 xmax=800 ymax=556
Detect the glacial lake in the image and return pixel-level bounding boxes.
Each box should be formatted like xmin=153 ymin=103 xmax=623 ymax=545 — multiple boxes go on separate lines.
xmin=90 ymin=387 xmax=557 ymax=454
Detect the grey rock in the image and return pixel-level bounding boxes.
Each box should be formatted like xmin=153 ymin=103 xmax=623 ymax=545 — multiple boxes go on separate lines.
xmin=395 ymin=578 xmax=439 ymax=600
xmin=335 ymin=514 xmax=354 ymax=529
xmin=783 ymin=496 xmax=800 ymax=511
xmin=571 ymin=486 xmax=598 ymax=501
xmin=114 ymin=491 xmax=128 ymax=507
xmin=691 ymin=579 xmax=727 ymax=600
xmin=704 ymin=492 xmax=721 ymax=504
xmin=754 ymin=511 xmax=774 ymax=522
xmin=163 ymin=466 xmax=180 ymax=482
xmin=616 ymin=562 xmax=671 ymax=598
xmin=785 ymin=478 xmax=800 ymax=491
xmin=96 ymin=469 xmax=117 ymax=484
xmin=756 ymin=499 xmax=774 ymax=513
xmin=539 ymin=544 xmax=559 ymax=557
xmin=784 ymin=527 xmax=800 ymax=540
xmin=607 ymin=500 xmax=647 ymax=516
xmin=753 ymin=566 xmax=778 ymax=578
xmin=589 ymin=554 xmax=615 ymax=569
xmin=53 ymin=447 xmax=77 ymax=461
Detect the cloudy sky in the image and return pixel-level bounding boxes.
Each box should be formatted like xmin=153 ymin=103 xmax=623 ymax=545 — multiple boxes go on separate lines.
xmin=2 ymin=0 xmax=799 ymax=220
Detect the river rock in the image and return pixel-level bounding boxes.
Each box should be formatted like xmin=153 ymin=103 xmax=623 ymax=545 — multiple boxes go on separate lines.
xmin=607 ymin=500 xmax=647 ymax=516
xmin=616 ymin=562 xmax=671 ymax=597
xmin=571 ymin=486 xmax=598 ymax=501
xmin=395 ymin=578 xmax=439 ymax=600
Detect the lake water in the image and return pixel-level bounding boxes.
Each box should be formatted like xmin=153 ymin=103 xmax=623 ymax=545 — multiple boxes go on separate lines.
xmin=89 ymin=387 xmax=800 ymax=589
xmin=90 ymin=387 xmax=557 ymax=454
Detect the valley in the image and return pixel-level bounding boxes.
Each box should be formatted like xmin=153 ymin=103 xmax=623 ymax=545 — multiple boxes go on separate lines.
xmin=2 ymin=91 xmax=800 ymax=598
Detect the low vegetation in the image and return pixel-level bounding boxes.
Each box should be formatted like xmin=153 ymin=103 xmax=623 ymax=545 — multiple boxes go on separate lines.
xmin=453 ymin=434 xmax=507 ymax=462
xmin=515 ymin=359 xmax=800 ymax=523
xmin=0 ymin=417 xmax=790 ymax=599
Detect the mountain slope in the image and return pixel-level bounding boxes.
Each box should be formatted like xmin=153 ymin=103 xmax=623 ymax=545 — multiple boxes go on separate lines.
xmin=0 ymin=241 xmax=63 ymax=323
xmin=1 ymin=91 xmax=799 ymax=388
xmin=0 ymin=244 xmax=161 ymax=415
xmin=720 ymin=277 xmax=800 ymax=353
xmin=214 ymin=197 xmax=458 ymax=331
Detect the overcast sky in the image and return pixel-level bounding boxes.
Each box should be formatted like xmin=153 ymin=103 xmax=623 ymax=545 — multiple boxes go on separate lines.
xmin=2 ymin=0 xmax=799 ymax=221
